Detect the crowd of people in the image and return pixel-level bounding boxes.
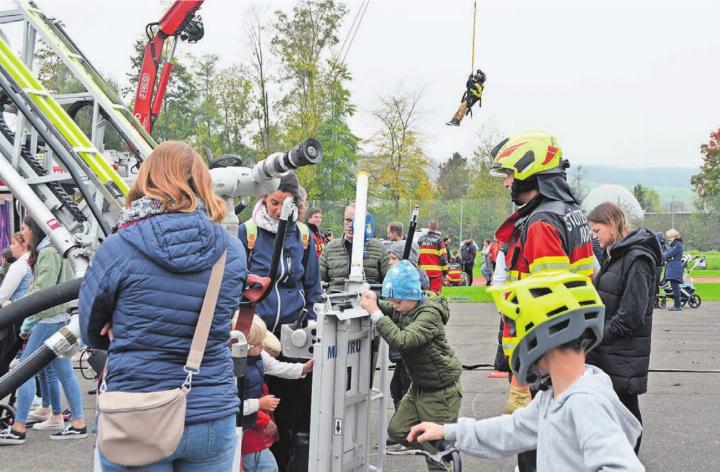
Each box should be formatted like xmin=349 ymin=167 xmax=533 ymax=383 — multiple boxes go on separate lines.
xmin=0 ymin=131 xmax=693 ymax=472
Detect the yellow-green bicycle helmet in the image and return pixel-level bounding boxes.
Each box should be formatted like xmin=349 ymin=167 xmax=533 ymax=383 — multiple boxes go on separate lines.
xmin=490 ymin=131 xmax=564 ymax=181
xmin=488 ymin=271 xmax=605 ymax=386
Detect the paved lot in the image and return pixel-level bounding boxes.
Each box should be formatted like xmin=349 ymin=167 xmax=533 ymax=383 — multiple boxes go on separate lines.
xmin=2 ymin=301 xmax=719 ymax=471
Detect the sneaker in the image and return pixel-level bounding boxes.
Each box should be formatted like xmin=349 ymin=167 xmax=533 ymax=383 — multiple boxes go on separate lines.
xmin=668 ymin=306 xmax=682 ymax=311
xmin=50 ymin=425 xmax=87 ymax=440
xmin=28 ymin=406 xmax=51 ymax=422
xmin=0 ymin=427 xmax=26 ymax=445
xmin=386 ymin=444 xmax=409 ymax=453
xmin=31 ymin=396 xmax=43 ymax=408
xmin=33 ymin=415 xmax=65 ymax=431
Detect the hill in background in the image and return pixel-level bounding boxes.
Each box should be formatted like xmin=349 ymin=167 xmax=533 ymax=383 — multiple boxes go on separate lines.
xmin=580 ymin=165 xmax=697 ymax=207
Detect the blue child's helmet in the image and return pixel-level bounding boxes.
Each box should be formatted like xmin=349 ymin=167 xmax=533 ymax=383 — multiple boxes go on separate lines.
xmin=382 ymin=260 xmax=423 ymax=301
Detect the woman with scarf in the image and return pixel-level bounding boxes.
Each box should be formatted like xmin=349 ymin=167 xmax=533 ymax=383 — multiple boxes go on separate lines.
xmin=78 ymin=141 xmax=247 ymax=470
xmin=238 ymin=172 xmax=321 ymax=472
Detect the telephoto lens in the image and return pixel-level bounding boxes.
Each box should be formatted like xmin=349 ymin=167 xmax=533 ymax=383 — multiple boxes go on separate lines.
xmin=251 ymin=139 xmax=323 ymax=182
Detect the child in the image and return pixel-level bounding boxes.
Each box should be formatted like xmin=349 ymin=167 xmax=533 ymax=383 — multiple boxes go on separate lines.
xmin=407 ymin=271 xmax=645 ymax=471
xmin=360 ymin=260 xmax=462 ymax=471
xmin=242 ymin=316 xmax=313 ymax=472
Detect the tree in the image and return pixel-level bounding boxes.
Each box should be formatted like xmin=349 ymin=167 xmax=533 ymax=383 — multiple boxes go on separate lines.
xmin=192 ymin=54 xmax=224 ymax=155
xmin=271 ymin=0 xmax=347 ymax=139
xmin=247 ymin=10 xmax=275 ymax=158
xmin=35 ymin=40 xmax=83 ymax=94
xmin=691 ymin=129 xmax=720 ymax=210
xmin=437 ymin=152 xmax=471 ymax=199
xmin=360 ymin=92 xmax=433 ymax=213
xmin=304 ymin=62 xmax=359 ymax=202
xmin=213 ymin=65 xmax=254 ymax=157
xmin=632 ymin=184 xmax=662 ymax=213
xmin=270 ymin=1 xmax=358 ymax=201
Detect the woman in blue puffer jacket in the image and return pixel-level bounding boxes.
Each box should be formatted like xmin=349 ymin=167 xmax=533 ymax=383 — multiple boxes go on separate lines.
xmin=79 ymin=141 xmax=247 ymax=471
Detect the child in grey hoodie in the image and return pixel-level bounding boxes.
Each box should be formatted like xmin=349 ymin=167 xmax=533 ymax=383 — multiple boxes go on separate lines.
xmin=407 ymin=271 xmax=645 ymax=472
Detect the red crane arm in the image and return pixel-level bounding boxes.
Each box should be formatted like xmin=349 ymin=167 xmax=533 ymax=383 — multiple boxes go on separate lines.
xmin=133 ymin=0 xmax=205 ymax=133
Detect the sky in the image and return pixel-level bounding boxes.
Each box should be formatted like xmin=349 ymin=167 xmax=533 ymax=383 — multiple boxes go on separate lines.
xmin=0 ymin=0 xmax=718 ymax=170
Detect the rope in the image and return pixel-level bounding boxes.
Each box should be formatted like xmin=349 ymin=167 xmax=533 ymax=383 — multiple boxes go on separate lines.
xmin=339 ymin=0 xmax=370 ymax=67
xmin=470 ymin=0 xmax=477 ymax=73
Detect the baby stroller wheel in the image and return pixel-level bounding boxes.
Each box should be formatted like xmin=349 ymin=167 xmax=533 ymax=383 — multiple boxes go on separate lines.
xmin=688 ymin=294 xmax=702 ymax=308
xmin=460 ymin=273 xmax=469 ymax=286
xmin=658 ymin=296 xmax=667 ymax=309
xmin=0 ymin=403 xmax=16 ymax=429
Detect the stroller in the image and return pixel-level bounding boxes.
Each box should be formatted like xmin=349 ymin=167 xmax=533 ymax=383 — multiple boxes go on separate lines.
xmin=0 ymin=324 xmax=23 ymax=429
xmin=657 ymin=254 xmax=705 ymax=309
xmin=446 ymin=263 xmax=469 ymax=286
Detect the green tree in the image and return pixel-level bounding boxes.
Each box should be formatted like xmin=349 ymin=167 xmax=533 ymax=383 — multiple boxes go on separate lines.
xmin=304 ymin=62 xmax=359 ymax=202
xmin=360 ymin=92 xmax=433 ymax=213
xmin=270 ymin=1 xmax=358 ymax=201
xmin=691 ymin=129 xmax=720 ymax=210
xmin=271 ymin=0 xmax=346 ymax=139
xmin=35 ymin=40 xmax=83 ymax=94
xmin=191 ymin=54 xmax=224 ymax=155
xmin=437 ymin=152 xmax=471 ymax=199
xmin=632 ymin=184 xmax=662 ymax=213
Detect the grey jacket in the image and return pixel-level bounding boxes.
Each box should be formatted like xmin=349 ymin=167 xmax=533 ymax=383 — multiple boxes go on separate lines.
xmin=445 ymin=365 xmax=644 ymax=471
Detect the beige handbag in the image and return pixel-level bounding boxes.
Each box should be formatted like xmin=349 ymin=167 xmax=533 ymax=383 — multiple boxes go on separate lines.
xmin=97 ymin=251 xmax=227 ymax=467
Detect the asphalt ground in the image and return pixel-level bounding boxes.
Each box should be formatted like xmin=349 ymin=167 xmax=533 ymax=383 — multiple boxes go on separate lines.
xmin=2 ymin=301 xmax=719 ymax=471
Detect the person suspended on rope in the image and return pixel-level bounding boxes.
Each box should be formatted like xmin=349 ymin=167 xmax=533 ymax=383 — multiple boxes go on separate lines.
xmin=447 ymin=69 xmax=486 ymax=126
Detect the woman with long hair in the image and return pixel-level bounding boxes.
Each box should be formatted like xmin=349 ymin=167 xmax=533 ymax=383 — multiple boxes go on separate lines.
xmin=238 ymin=171 xmax=321 ymax=471
xmin=0 ymin=217 xmax=83 ymax=445
xmin=586 ymin=202 xmax=661 ymax=454
xmin=79 ymin=141 xmax=247 ymax=470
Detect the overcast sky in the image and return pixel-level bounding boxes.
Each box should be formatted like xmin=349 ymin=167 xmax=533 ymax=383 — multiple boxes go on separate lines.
xmin=1 ymin=0 xmax=718 ymax=170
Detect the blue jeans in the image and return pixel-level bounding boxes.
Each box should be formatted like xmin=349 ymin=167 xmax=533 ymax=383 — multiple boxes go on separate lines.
xmin=242 ymin=448 xmax=278 ymax=472
xmin=16 ymin=321 xmax=84 ymax=424
xmin=38 ymin=360 xmax=63 ymax=415
xmin=99 ymin=415 xmax=237 ymax=471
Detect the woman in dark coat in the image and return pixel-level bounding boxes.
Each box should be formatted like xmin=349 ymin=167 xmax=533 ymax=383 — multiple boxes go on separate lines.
xmin=663 ymin=228 xmax=684 ymax=311
xmin=586 ymin=202 xmax=661 ymax=454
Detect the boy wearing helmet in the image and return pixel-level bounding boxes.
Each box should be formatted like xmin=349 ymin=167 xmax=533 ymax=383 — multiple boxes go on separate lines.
xmin=407 ymin=272 xmax=644 ymax=472
xmin=360 ymin=260 xmax=462 ymax=471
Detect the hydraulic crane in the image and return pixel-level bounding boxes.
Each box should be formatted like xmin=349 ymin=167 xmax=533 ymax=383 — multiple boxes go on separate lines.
xmin=133 ymin=0 xmax=205 ymax=133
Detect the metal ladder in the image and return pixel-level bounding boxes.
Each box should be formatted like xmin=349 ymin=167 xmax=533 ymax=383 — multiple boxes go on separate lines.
xmin=12 ymin=0 xmax=155 ymax=160
xmin=0 ymin=34 xmax=129 ymax=201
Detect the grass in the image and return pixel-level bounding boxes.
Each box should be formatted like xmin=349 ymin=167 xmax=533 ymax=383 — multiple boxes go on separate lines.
xmin=695 ymin=283 xmax=720 ymax=301
xmin=441 ymin=282 xmax=720 ymax=302
xmin=690 ymin=269 xmax=720 ymax=278
xmin=441 ymin=286 xmax=492 ymax=302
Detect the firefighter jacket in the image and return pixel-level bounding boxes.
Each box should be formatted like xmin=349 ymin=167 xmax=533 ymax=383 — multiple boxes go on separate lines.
xmin=418 ymin=230 xmax=449 ymax=279
xmin=495 ymin=197 xmax=595 ymax=282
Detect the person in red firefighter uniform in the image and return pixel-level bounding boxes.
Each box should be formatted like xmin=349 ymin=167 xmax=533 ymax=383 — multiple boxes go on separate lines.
xmin=490 ymin=131 xmax=595 ymax=472
xmin=417 ymin=219 xmax=450 ymax=294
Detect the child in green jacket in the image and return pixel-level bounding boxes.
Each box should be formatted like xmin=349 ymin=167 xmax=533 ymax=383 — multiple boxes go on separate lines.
xmin=360 ymin=260 xmax=462 ymax=471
